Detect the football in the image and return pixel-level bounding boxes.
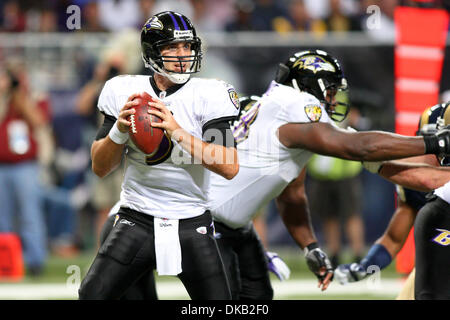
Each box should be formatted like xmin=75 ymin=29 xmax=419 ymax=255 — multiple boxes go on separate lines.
xmin=127 ymin=92 xmax=164 ymax=154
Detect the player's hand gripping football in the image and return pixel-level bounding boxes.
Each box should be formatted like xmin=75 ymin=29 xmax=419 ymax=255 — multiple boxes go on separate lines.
xmin=304 ymin=243 xmax=334 ymax=291
xmin=147 ymin=98 xmax=182 ymax=139
xmin=117 ymin=93 xmax=141 ymax=133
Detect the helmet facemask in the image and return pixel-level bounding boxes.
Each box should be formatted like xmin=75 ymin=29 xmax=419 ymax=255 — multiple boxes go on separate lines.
xmin=437 ymin=102 xmax=450 ymax=166
xmin=317 ymin=77 xmax=349 ymax=123
xmin=142 ymin=37 xmax=202 ymax=84
xmin=436 ymin=101 xmax=450 ymax=130
xmin=292 ymin=75 xmax=349 ymax=122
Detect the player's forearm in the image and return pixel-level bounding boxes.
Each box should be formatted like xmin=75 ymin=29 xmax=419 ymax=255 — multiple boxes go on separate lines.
xmin=347 ymin=132 xmax=427 ymax=161
xmin=276 ymin=197 xmax=317 ymax=249
xmin=376 ymin=237 xmax=405 ymax=259
xmin=324 ymin=131 xmax=426 ymax=161
xmin=279 ymin=124 xmax=428 ymax=161
xmin=376 ymin=203 xmax=417 ymax=258
xmin=173 ymin=128 xmax=239 ymax=180
xmin=379 ymin=161 xmax=450 ymax=192
xmin=202 ymin=146 xmax=239 ymax=180
xmin=91 ymin=138 xmax=124 ymax=178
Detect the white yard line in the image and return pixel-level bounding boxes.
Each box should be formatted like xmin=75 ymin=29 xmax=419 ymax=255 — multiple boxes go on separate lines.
xmin=0 ymin=278 xmax=403 ymax=300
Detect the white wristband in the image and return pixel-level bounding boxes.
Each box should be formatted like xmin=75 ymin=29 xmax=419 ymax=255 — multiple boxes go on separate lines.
xmin=108 ymin=121 xmax=129 ymax=145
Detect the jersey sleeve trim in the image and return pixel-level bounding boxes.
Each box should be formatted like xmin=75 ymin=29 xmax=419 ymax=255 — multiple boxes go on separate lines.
xmin=202 ymin=115 xmax=237 ymax=133
xmin=95 ymin=113 xmax=116 ymax=141
xmin=202 ymin=116 xmax=237 ymax=148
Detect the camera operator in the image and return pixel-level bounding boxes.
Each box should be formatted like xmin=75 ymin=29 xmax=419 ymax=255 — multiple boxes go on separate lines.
xmin=0 ymin=62 xmax=49 ymax=276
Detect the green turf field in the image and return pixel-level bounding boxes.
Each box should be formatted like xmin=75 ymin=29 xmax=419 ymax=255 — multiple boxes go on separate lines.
xmin=0 ymin=247 xmax=407 ymax=300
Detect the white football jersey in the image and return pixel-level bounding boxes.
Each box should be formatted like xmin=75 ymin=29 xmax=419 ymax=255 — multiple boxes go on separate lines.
xmin=434 ymin=181 xmax=450 ymax=204
xmin=98 ymin=75 xmax=239 ymax=219
xmin=208 ymin=81 xmax=332 ymax=228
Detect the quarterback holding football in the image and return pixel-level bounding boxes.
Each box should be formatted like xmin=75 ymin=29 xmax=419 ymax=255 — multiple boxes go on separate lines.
xmin=78 ymin=11 xmax=240 ymax=300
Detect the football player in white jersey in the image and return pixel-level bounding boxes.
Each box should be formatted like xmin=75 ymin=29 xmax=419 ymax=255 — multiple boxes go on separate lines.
xmin=207 ymin=50 xmax=450 ymax=299
xmin=78 ymin=11 xmax=240 ymax=300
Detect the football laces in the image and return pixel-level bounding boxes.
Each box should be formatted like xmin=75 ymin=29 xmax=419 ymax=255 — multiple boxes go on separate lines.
xmin=130 ymin=114 xmax=137 ymax=134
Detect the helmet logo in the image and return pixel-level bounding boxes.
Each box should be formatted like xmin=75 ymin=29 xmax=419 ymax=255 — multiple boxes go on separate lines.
xmin=228 ymin=88 xmax=240 ymax=109
xmin=174 ymin=30 xmax=193 ymax=38
xmin=293 ymin=55 xmax=336 ymax=74
xmin=143 ymin=16 xmax=163 ymax=32
xmin=304 ymin=104 xmax=323 ymax=122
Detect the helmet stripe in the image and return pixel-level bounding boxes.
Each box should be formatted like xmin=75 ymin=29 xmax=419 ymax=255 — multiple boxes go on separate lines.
xmin=178 ymin=15 xmax=188 ymax=30
xmin=168 ymin=12 xmax=180 ymax=30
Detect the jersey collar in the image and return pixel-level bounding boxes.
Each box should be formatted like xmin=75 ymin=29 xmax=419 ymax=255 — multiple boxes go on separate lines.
xmin=149 ymin=76 xmax=189 ymax=99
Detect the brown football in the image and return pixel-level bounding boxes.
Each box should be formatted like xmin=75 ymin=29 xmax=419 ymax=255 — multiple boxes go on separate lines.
xmin=127 ymin=92 xmax=164 ymax=154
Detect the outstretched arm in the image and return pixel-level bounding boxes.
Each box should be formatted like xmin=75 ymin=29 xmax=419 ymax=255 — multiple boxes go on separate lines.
xmin=378 ymin=160 xmax=450 ymax=192
xmin=278 ymin=122 xmax=448 ymax=161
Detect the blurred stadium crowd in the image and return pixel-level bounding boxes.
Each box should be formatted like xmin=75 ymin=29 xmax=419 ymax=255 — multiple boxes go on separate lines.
xmin=0 ymin=0 xmax=449 ymax=277
xmin=1 ymin=0 xmax=449 ymax=34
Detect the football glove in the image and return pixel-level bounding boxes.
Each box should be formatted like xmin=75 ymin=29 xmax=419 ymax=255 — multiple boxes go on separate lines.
xmin=304 ymin=243 xmax=334 ymax=282
xmin=334 ymin=263 xmax=367 ymax=285
xmin=266 ymin=251 xmax=290 ymax=281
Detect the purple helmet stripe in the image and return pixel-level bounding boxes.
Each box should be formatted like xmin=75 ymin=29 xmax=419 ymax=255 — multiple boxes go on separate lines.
xmin=168 ymin=12 xmax=180 ymax=30
xmin=178 ymin=14 xmax=188 ymax=30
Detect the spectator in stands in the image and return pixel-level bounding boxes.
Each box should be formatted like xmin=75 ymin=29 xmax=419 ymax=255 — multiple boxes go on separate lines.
xmin=152 ymin=0 xmax=194 ymax=19
xmin=39 ymin=7 xmax=58 ymax=32
xmin=189 ymin=0 xmax=230 ymax=32
xmin=1 ymin=0 xmax=26 ymax=32
xmin=0 ymin=60 xmax=49 ymax=276
xmin=249 ymin=0 xmax=292 ymax=32
xmin=288 ymin=0 xmax=314 ymax=31
xmin=320 ymin=0 xmax=363 ymax=32
xmin=81 ymin=0 xmax=108 ymax=32
xmin=138 ymin=0 xmax=156 ymax=27
xmin=225 ymin=0 xmax=255 ymax=31
xmin=98 ymin=0 xmax=140 ymax=31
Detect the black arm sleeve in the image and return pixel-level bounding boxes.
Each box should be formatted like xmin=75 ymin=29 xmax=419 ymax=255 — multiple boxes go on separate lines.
xmin=95 ymin=113 xmax=116 ymax=141
xmin=202 ymin=116 xmax=237 ymax=148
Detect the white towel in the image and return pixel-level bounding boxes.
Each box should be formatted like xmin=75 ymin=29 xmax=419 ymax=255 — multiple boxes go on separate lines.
xmin=154 ymin=217 xmax=182 ymax=276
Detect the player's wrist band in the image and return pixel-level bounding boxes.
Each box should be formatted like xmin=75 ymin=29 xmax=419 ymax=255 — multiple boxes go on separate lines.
xmin=109 ymin=121 xmax=129 ymax=145
xmin=423 ymin=135 xmax=439 ymax=154
xmin=304 ymin=242 xmax=319 ymax=256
